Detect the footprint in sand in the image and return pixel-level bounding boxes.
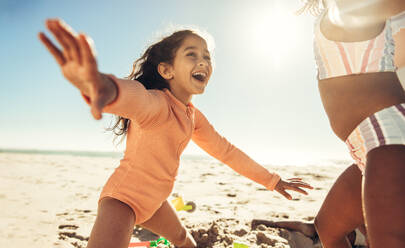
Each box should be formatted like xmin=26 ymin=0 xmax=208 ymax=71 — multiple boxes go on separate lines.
xmin=58 ymin=224 xmax=79 ymax=230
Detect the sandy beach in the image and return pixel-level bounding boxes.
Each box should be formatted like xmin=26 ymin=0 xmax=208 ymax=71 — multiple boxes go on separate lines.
xmin=0 ymin=151 xmax=354 ymax=247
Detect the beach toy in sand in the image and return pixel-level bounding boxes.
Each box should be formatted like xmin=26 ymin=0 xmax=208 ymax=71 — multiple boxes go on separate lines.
xmin=171 ymin=196 xmax=196 ymax=212
xmin=233 ymin=242 xmax=249 ymax=248
xmin=129 ymin=237 xmax=170 ymax=247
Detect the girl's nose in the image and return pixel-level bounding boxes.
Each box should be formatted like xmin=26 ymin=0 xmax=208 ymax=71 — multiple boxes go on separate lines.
xmin=198 ymin=60 xmax=207 ymax=67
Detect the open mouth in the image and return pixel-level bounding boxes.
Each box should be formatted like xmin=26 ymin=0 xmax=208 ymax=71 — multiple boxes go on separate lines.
xmin=192 ymin=72 xmax=207 ymax=82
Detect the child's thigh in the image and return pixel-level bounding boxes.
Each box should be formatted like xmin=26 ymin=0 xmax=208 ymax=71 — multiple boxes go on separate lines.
xmin=87 ymin=197 xmax=135 ymax=248
xmin=140 ymin=200 xmax=186 ymax=241
xmin=364 ymin=145 xmax=405 ymax=247
xmin=315 ymin=164 xmax=363 ymax=235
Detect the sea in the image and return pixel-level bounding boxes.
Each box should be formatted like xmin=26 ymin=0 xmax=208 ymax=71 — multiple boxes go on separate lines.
xmin=0 ymin=148 xmax=352 ymax=168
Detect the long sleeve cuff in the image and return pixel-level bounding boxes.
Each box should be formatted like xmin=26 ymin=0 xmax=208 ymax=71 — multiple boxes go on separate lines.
xmin=265 ymin=173 xmax=281 ymax=191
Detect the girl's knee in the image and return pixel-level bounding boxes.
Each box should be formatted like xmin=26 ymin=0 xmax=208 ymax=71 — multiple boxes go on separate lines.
xmin=172 ymin=226 xmax=187 ymax=244
xmin=170 ymin=226 xmax=196 ymax=247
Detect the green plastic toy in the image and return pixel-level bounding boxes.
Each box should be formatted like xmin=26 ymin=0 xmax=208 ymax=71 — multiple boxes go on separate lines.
xmin=128 ymin=237 xmax=171 ymax=247
xmin=150 ymin=237 xmax=170 ymax=247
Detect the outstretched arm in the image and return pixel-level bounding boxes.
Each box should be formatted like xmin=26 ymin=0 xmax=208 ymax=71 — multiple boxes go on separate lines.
xmin=39 ymin=19 xmax=168 ymax=126
xmin=38 ymin=19 xmax=117 ymax=120
xmin=192 ymin=109 xmax=312 ymax=199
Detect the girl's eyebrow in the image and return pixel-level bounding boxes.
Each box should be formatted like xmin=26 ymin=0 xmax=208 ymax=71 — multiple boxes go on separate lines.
xmin=183 ymin=46 xmax=210 ymax=54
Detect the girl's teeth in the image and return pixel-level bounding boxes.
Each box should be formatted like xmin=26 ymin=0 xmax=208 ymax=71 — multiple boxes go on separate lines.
xmin=192 ymin=72 xmax=207 ymax=82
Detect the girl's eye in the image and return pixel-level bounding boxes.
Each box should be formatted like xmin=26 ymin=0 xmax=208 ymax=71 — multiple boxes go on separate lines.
xmin=204 ymin=56 xmax=211 ymax=61
xmin=187 ymin=52 xmax=197 ymax=57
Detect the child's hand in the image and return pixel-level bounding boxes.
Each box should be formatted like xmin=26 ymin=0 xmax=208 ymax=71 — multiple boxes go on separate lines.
xmin=274 ymin=178 xmax=313 ymax=200
xmin=38 ymin=19 xmax=117 ymax=120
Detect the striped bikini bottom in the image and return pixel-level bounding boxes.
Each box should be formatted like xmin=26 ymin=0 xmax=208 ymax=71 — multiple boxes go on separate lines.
xmin=345 ymin=103 xmax=405 ymax=173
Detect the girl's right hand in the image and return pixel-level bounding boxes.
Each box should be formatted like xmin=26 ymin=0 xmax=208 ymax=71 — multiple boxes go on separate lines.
xmin=274 ymin=178 xmax=313 ymax=200
xmin=38 ymin=19 xmax=117 ymax=120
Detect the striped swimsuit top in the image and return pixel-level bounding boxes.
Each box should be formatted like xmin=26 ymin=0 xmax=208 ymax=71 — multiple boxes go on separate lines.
xmin=314 ymin=11 xmax=405 ymax=80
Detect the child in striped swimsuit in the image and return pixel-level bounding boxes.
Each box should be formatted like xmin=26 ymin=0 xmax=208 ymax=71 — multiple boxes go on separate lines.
xmin=299 ymin=0 xmax=405 ymax=247
xmin=314 ymin=9 xmax=405 ymax=172
xmin=38 ymin=19 xmax=312 ymax=248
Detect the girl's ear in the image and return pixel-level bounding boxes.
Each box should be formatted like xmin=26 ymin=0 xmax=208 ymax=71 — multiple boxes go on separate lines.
xmin=158 ymin=62 xmax=174 ymax=80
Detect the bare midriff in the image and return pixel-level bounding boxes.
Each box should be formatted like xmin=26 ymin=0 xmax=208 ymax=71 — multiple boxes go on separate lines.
xmin=318 ymin=72 xmax=405 ymax=141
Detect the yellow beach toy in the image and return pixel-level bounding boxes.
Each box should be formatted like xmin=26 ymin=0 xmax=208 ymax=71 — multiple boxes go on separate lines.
xmin=171 ymin=196 xmax=196 ymax=212
xmin=233 ymin=242 xmax=249 ymax=248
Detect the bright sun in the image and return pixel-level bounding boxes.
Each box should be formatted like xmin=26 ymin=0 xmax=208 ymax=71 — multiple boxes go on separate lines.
xmin=246 ymin=4 xmax=304 ymax=68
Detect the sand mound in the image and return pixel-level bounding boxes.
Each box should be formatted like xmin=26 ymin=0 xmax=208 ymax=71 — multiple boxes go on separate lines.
xmin=187 ymin=218 xmax=314 ymax=248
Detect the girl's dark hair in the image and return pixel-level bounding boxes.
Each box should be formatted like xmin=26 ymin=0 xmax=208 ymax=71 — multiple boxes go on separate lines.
xmin=108 ymin=29 xmax=204 ymax=137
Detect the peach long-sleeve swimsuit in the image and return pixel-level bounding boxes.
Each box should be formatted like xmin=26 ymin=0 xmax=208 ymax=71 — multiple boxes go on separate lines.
xmin=97 ymin=75 xmax=281 ymax=224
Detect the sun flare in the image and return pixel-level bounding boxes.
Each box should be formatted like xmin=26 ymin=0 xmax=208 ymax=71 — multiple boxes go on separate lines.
xmin=246 ymin=4 xmax=304 ymax=68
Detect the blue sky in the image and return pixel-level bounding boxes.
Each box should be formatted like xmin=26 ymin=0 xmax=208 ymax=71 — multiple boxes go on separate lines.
xmin=0 ymin=0 xmax=354 ymax=165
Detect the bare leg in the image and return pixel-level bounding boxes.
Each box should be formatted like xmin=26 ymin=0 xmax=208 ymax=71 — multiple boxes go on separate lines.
xmin=87 ymin=197 xmax=135 ymax=248
xmin=140 ymin=200 xmax=196 ymax=248
xmin=251 ymin=220 xmax=364 ymax=247
xmin=364 ymin=145 xmax=405 ymax=247
xmin=314 ymin=164 xmax=364 ymax=248
xmin=251 ymin=219 xmax=316 ymax=238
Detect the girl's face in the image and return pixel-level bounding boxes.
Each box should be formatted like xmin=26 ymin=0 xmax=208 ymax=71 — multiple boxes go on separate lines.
xmin=167 ymin=35 xmax=212 ymax=102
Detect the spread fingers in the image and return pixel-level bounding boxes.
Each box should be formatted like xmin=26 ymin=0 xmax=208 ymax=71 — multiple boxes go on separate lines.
xmin=285 ymin=184 xmax=310 ymax=195
xmin=46 ymin=19 xmax=81 ymax=63
xmin=38 ymin=32 xmax=65 ymax=66
xmin=78 ymin=34 xmax=97 ymax=68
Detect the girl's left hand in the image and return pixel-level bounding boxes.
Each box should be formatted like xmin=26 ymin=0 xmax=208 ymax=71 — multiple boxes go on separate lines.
xmin=274 ymin=178 xmax=313 ymax=200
